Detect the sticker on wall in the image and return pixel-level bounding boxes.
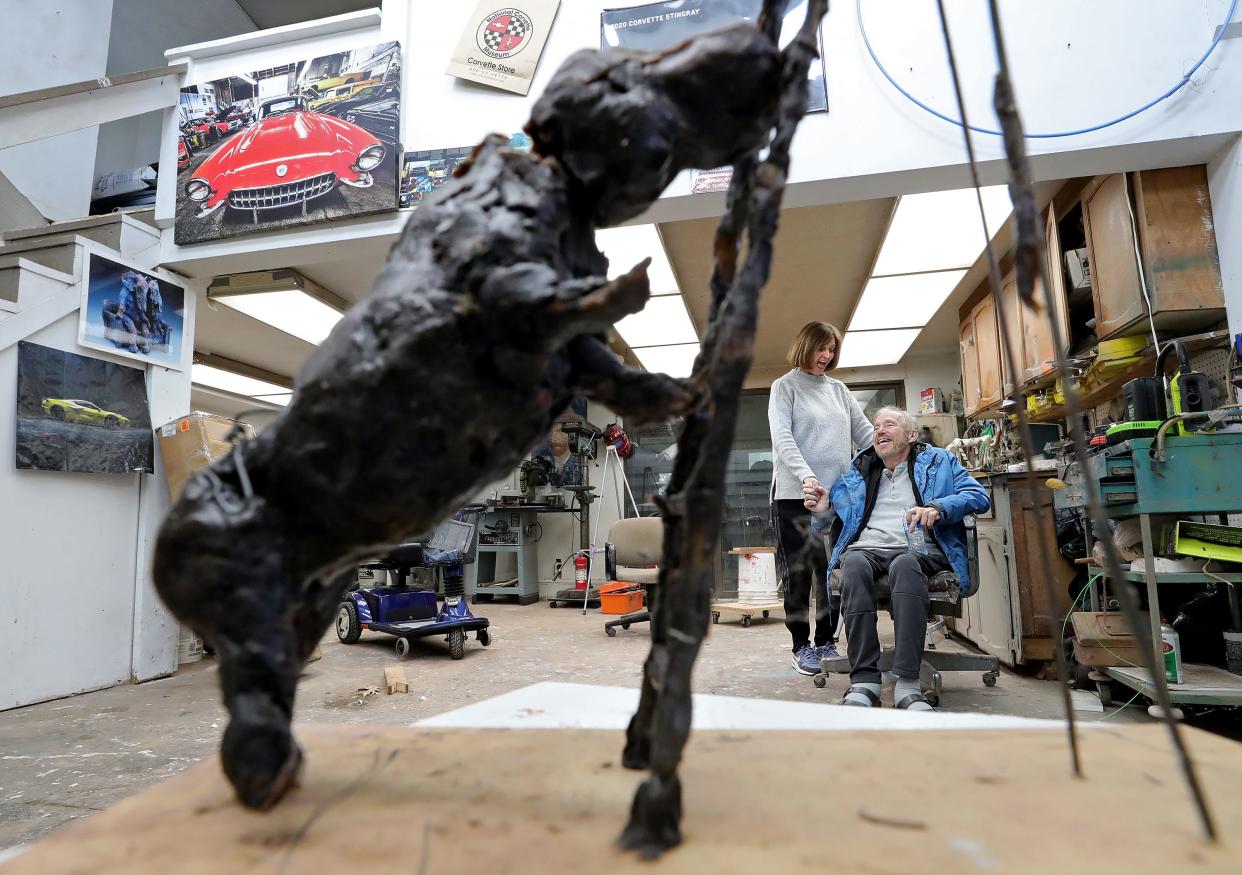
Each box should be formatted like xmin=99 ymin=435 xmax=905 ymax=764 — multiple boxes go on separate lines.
xmin=78 ymin=252 xmax=188 ymax=371
xmin=691 ymin=166 xmax=734 ymax=194
xmin=15 ymin=342 xmax=154 ymax=474
xmin=175 ymin=41 xmax=402 ymax=245
xmin=600 ymin=0 xmax=827 ymax=113
xmin=447 ymin=1 xmax=562 ymax=95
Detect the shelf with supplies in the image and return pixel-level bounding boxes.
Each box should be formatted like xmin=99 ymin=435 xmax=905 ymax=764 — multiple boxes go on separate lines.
xmin=1058 ymin=433 xmax=1242 ymax=708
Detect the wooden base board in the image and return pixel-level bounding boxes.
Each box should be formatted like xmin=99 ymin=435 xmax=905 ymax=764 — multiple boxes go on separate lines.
xmin=7 ymin=724 xmax=1242 ymax=873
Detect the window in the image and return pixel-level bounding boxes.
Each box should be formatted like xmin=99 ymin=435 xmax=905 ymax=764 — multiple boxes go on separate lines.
xmin=847 ymin=381 xmax=905 ymax=423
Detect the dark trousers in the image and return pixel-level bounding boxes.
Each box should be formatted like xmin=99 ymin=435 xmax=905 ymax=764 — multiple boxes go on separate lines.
xmin=772 ymin=499 xmax=835 ymax=652
xmin=840 ymin=547 xmax=949 ymax=684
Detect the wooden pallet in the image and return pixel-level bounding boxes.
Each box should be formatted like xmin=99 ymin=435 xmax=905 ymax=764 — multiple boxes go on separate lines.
xmin=711 ymin=600 xmax=782 ymax=627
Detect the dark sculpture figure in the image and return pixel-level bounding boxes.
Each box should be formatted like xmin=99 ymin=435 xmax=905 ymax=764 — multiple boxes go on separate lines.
xmin=154 ymin=0 xmax=826 ymax=857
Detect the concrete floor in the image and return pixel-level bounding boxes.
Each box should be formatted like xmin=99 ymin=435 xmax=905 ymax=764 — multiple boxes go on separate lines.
xmin=0 ymin=601 xmax=1147 ymax=854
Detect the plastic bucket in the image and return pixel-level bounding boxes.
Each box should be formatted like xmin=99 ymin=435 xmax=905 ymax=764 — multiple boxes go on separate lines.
xmin=1224 ymin=630 xmax=1242 ymax=676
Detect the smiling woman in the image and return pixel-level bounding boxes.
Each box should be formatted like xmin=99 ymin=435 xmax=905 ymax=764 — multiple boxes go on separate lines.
xmin=767 ymin=320 xmax=875 ymax=675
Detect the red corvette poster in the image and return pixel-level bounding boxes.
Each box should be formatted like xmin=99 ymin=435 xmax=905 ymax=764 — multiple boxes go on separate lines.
xmin=175 ymin=41 xmax=401 ymax=245
xmin=447 ymin=1 xmax=561 ymax=96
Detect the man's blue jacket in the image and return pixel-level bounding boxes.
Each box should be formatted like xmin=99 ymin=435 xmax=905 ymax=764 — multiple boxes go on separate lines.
xmin=825 ymin=443 xmax=992 ymax=589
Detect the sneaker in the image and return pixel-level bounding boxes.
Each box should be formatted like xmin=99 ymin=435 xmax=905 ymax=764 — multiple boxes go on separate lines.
xmin=815 ymin=642 xmax=840 ymax=659
xmin=791 ymin=644 xmax=820 ymax=676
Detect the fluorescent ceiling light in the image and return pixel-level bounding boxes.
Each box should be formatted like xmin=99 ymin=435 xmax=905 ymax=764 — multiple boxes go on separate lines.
xmin=595 ymin=224 xmax=679 ymax=295
xmin=871 ymin=186 xmax=1013 ymax=276
xmin=848 ymin=269 xmax=966 ymax=331
xmin=214 ymin=290 xmax=342 ymax=345
xmin=836 ymin=329 xmax=921 ymax=369
xmin=633 ymin=343 xmax=700 ymax=378
xmin=192 ymin=363 xmax=292 ymax=406
xmin=615 ymin=295 xmax=698 ymax=348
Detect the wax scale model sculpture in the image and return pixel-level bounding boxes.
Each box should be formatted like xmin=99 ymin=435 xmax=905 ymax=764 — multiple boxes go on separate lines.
xmin=152 ymin=0 xmax=826 ymax=856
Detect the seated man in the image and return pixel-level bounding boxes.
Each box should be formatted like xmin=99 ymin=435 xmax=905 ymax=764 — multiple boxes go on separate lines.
xmin=803 ymin=406 xmax=990 ymax=711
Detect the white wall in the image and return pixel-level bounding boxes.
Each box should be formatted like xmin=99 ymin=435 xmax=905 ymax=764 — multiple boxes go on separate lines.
xmin=1208 ymin=135 xmax=1242 ymax=347
xmin=834 ymin=349 xmax=963 ymax=415
xmin=94 ymin=0 xmax=259 ymax=180
xmin=0 ymin=0 xmax=114 ymax=221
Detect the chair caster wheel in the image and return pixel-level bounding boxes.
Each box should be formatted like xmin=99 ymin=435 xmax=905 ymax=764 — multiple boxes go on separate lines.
xmin=712 ymin=612 xmax=720 ymax=624
xmin=741 ymin=615 xmax=751 ymax=628
xmin=395 ymin=637 xmax=410 ymax=659
xmin=605 ymin=626 xmax=617 ymax=637
xmin=762 ymin=610 xmax=770 ymax=619
xmin=813 ymin=673 xmax=827 ymax=689
xmin=926 ymin=692 xmax=940 ymax=708
xmin=982 ymin=671 xmax=998 ymax=687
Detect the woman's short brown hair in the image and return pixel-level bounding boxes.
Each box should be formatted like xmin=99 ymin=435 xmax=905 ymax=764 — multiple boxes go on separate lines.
xmin=786 ymin=321 xmax=843 ymax=371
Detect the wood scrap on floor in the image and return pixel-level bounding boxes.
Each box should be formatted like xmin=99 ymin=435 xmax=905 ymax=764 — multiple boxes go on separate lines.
xmin=385 ymin=667 xmax=410 ymax=695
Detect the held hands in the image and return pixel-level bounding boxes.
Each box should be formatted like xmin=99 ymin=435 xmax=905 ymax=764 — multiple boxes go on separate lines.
xmin=905 ymin=506 xmax=941 ymax=531
xmin=802 ymin=478 xmax=829 ymax=513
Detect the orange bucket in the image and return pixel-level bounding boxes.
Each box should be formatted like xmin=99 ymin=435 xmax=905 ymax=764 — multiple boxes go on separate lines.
xmin=600 ymin=581 xmax=644 ymax=614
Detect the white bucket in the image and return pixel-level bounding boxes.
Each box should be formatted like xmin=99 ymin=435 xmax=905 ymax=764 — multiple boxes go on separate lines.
xmin=737 ymin=551 xmax=779 ymax=603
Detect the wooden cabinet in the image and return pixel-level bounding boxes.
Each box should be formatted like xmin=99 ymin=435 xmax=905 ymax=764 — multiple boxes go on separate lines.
xmin=1082 ymin=167 xmax=1224 ymax=340
xmin=959 ymin=294 xmax=1002 ymax=416
xmin=953 ymin=473 xmax=1076 ymax=669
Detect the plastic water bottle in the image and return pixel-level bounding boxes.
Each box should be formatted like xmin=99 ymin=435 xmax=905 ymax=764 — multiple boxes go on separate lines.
xmin=904 ymin=507 xmax=930 ymax=555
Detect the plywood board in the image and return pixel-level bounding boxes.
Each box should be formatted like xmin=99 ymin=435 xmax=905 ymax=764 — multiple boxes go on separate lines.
xmin=6 ymin=724 xmax=1242 ymax=873
xmin=1134 ymin=166 xmax=1225 ymax=318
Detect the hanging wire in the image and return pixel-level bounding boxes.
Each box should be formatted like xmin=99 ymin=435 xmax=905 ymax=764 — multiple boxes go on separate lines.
xmin=981 ymin=0 xmax=1219 ymax=842
xmin=933 ymin=0 xmax=1082 ymax=778
xmin=861 ymin=0 xmax=1238 ymax=138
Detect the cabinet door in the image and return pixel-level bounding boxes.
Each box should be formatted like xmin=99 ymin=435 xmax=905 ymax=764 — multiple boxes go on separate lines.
xmin=1027 ymin=205 xmax=1070 ymax=380
xmin=972 ymin=519 xmax=1018 ymax=667
xmin=1134 ymin=166 xmax=1225 ymax=316
xmin=1082 ymin=173 xmax=1146 ymax=340
xmin=998 ymin=270 xmax=1024 ymax=393
xmin=973 ymin=296 xmax=1003 ymax=409
xmin=959 ymin=315 xmax=980 ymax=416
xmin=1006 ymin=478 xmax=1075 ymax=643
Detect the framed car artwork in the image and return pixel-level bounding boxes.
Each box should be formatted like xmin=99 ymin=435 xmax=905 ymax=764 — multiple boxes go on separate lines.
xmin=175 ymin=41 xmax=402 ymax=245
xmin=78 ymin=250 xmax=190 ymax=372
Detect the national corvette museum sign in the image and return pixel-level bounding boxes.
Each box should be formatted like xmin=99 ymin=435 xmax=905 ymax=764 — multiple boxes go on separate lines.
xmin=447 ymin=1 xmax=561 ymax=95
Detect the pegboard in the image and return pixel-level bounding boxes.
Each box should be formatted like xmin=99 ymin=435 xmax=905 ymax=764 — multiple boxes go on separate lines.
xmin=1190 ymin=348 xmax=1231 ymax=389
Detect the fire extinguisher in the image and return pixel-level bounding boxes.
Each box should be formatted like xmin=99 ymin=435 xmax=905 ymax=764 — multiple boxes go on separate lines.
xmin=574 ymin=553 xmax=589 ymax=590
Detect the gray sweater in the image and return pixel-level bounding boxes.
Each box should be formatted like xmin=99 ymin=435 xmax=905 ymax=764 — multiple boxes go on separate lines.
xmin=767 ymin=369 xmax=874 ymax=501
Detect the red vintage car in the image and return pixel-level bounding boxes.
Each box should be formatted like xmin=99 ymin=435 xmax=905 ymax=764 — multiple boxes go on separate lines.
xmin=177 ymin=135 xmax=192 ymax=170
xmin=183 ymin=95 xmax=386 ymax=221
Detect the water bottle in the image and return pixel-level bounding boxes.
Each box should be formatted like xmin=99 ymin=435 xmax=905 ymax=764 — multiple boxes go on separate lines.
xmin=904 ymin=507 xmax=930 ymax=555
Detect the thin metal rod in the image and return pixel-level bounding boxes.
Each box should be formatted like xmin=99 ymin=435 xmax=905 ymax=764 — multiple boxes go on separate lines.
xmin=985 ymin=0 xmax=1216 ymax=842
xmin=933 ymin=0 xmax=1081 ymax=778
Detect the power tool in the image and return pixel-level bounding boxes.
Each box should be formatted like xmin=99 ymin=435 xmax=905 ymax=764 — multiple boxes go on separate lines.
xmin=1155 ymin=340 xmax=1213 ymax=435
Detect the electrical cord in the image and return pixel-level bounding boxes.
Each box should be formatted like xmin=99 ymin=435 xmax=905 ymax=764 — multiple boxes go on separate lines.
xmin=1062 ymin=573 xmax=1144 ymax=719
xmin=856 ymin=0 xmax=1239 ymax=138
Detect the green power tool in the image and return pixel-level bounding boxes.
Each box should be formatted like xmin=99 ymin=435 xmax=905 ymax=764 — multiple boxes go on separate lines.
xmin=1155 ymin=340 xmax=1213 ymax=435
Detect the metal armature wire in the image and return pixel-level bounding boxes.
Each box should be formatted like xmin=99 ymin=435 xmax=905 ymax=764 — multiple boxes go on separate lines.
xmin=933 ymin=0 xmax=1216 ymax=841
xmin=932 ymin=0 xmax=1081 ymax=779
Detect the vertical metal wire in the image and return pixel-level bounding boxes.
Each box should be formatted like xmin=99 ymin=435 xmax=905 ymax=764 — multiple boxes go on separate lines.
xmin=933 ymin=0 xmax=1081 ymax=778
xmin=983 ymin=0 xmax=1217 ymax=841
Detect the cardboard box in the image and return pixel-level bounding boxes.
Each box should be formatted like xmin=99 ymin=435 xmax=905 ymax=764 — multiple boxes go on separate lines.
xmin=920 ymin=388 xmax=946 ymax=414
xmin=156 ymin=412 xmax=255 ymax=500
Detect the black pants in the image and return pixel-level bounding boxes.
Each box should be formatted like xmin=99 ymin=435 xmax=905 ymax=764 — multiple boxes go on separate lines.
xmin=773 ymin=499 xmax=835 ymax=652
xmin=840 ymin=547 xmax=949 ymax=684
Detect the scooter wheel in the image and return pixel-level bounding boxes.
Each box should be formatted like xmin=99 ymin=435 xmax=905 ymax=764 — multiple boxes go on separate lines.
xmin=478 ymin=629 xmax=491 ymax=647
xmin=395 ymin=637 xmax=410 ymax=659
xmin=449 ymin=628 xmax=465 ymax=660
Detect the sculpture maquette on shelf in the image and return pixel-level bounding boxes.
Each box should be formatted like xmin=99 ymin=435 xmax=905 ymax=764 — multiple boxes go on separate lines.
xmin=153 ymin=0 xmax=827 ymax=858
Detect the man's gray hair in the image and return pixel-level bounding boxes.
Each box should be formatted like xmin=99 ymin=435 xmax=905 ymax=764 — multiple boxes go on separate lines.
xmin=875 ymin=406 xmax=919 ymax=433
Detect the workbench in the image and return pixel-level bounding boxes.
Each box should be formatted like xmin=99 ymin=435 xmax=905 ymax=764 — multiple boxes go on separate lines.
xmin=465 ymin=505 xmax=570 ymax=605
xmin=1057 ymin=432 xmax=1242 ymax=707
